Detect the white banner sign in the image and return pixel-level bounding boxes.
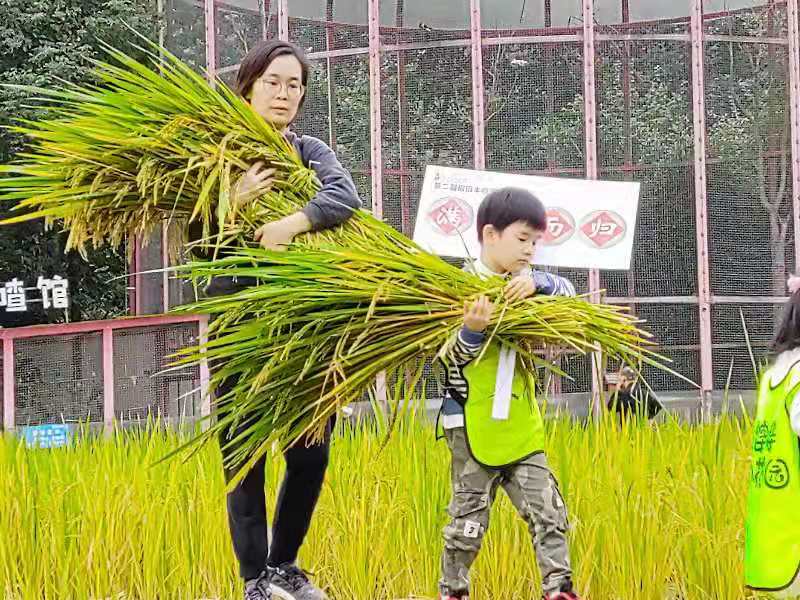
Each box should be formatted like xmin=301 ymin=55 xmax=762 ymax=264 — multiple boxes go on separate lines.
xmin=412 ymin=166 xmax=641 ymax=270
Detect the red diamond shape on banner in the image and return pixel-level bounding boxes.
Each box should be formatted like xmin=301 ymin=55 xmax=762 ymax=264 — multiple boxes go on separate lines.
xmin=542 ymin=208 xmax=576 ymax=246
xmin=427 ymin=197 xmax=474 ymax=236
xmin=580 ymin=210 xmax=627 ymax=249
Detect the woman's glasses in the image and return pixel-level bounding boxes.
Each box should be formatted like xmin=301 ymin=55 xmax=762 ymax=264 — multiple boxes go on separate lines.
xmin=255 ymin=77 xmax=304 ymax=99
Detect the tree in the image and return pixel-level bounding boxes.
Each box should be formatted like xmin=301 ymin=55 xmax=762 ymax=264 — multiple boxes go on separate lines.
xmin=0 ymin=0 xmax=161 ymax=326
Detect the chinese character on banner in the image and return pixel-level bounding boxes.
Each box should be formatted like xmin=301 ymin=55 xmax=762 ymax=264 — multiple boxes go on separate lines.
xmin=542 ymin=208 xmax=576 ymax=246
xmin=579 ymin=210 xmax=627 ymax=249
xmin=37 ymin=275 xmax=70 ymax=309
xmin=2 ymin=278 xmax=27 ymax=312
xmin=427 ymin=197 xmax=475 ymax=237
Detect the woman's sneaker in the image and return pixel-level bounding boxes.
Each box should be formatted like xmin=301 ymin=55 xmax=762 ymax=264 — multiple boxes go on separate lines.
xmin=244 ymin=570 xmax=272 ymax=600
xmin=267 ymin=563 xmax=328 ymax=600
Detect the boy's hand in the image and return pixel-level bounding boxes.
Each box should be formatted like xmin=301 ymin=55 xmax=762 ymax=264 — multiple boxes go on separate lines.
xmin=504 ymin=274 xmax=537 ymax=302
xmin=463 ymin=295 xmax=494 ymax=332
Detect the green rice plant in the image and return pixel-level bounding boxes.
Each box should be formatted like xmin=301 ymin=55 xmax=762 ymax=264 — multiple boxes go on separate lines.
xmin=0 ymin=416 xmax=773 ymax=600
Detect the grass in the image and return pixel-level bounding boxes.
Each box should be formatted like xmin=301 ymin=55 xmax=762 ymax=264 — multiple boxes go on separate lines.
xmin=0 ymin=412 xmax=776 ymax=600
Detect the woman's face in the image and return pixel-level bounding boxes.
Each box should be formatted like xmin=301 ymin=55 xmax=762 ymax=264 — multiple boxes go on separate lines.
xmin=248 ymin=54 xmax=305 ymax=128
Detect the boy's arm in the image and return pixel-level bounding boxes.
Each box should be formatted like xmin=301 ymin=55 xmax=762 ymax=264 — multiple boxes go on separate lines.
xmin=446 ymin=326 xmax=486 ymax=368
xmin=532 ymin=270 xmax=576 ymax=297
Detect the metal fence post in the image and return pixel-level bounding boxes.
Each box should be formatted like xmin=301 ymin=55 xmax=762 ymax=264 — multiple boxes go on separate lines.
xmin=102 ymin=327 xmax=115 ymax=435
xmin=690 ymin=0 xmax=715 ymax=416
xmin=204 ymin=0 xmax=217 ymax=81
xmin=582 ymin=0 xmax=604 ymax=417
xmin=470 ymin=0 xmax=486 ymax=170
xmin=2 ymin=339 xmax=15 ymax=431
xmin=278 ymin=0 xmax=289 ymax=41
xmin=198 ymin=315 xmax=212 ymax=429
xmin=368 ymin=0 xmax=387 ymax=406
xmin=787 ymin=0 xmax=800 ymax=271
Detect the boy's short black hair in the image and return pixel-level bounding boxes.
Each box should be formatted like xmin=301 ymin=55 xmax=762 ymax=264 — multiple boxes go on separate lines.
xmin=476 ymin=187 xmax=547 ymax=242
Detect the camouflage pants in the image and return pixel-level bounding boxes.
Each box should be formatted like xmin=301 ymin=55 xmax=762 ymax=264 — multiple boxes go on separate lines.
xmin=439 ymin=427 xmax=572 ymax=596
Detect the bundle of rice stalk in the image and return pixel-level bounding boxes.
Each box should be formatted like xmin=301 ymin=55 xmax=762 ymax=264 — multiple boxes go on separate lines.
xmin=0 ymin=39 xmax=380 ymax=256
xmin=0 ymin=39 xmax=675 ymax=483
xmin=171 ymin=240 xmax=669 ymax=483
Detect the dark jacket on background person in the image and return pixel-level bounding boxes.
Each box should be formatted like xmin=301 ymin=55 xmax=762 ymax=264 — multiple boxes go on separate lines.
xmin=608 ymin=385 xmax=662 ymax=420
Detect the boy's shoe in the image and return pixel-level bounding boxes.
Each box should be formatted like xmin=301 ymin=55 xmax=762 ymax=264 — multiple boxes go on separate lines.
xmin=543 ymin=592 xmax=580 ymax=600
xmin=438 ymin=586 xmax=469 ymax=600
xmin=244 ymin=570 xmax=272 ymax=600
xmin=267 ymin=562 xmax=328 ymax=600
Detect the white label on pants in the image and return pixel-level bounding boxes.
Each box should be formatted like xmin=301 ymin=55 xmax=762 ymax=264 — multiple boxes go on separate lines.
xmin=463 ymin=520 xmax=481 ymax=539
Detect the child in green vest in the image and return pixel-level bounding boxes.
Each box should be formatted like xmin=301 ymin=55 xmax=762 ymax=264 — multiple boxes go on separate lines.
xmin=437 ymin=187 xmax=580 ymax=600
xmin=744 ymin=275 xmax=800 ymax=598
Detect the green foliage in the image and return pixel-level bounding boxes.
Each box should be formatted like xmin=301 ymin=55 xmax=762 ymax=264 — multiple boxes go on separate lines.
xmin=0 ymin=0 xmax=162 ymax=325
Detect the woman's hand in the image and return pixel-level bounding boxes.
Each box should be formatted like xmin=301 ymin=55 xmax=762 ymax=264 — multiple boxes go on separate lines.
xmin=254 ymin=212 xmax=312 ymax=251
xmin=232 ymin=162 xmax=276 ymax=209
xmin=463 ymin=295 xmax=495 ymax=332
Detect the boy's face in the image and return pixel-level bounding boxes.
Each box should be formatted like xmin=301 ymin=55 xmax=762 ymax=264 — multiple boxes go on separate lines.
xmin=482 ymin=220 xmax=544 ymax=274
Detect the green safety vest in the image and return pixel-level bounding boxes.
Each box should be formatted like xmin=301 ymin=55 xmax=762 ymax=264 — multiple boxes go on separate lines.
xmin=744 ymin=362 xmax=800 ymax=592
xmin=459 ymin=341 xmax=545 ymax=468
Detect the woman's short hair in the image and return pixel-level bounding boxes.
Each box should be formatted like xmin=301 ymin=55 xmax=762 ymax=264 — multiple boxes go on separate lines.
xmin=235 ymin=40 xmax=312 ymax=109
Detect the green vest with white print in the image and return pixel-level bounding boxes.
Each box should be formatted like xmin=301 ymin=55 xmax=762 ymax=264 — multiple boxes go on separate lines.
xmin=460 ymin=340 xmax=545 ymax=468
xmin=744 ymin=363 xmax=800 ymax=592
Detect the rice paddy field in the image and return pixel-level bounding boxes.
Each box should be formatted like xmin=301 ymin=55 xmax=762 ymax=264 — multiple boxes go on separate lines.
xmin=0 ymin=413 xmax=779 ymax=600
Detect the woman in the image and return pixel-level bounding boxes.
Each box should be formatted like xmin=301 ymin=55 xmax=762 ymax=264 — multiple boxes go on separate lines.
xmin=204 ymin=40 xmax=361 ymax=600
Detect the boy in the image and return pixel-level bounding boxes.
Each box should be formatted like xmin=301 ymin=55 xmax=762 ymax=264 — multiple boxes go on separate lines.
xmin=438 ymin=187 xmax=580 ymax=600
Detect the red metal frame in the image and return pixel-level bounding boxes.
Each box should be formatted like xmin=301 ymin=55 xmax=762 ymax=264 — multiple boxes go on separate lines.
xmin=470 ymin=0 xmax=486 ymax=170
xmin=788 ymin=0 xmax=800 ymax=271
xmin=582 ymin=0 xmax=604 ymax=416
xmin=102 ymin=327 xmax=115 ymax=434
xmin=260 ymin=0 xmax=271 ymax=40
xmin=277 ymin=0 xmax=288 ymax=41
xmin=204 ymin=0 xmax=217 ymax=81
xmin=134 ymin=239 xmax=143 ymax=315
xmin=368 ymin=0 xmax=383 ymax=220
xmin=690 ymin=0 xmax=714 ymax=409
xmin=0 ymin=315 xmax=209 ymax=431
xmin=2 ymin=339 xmax=14 ymax=431
xmin=325 ymin=0 xmax=338 ymax=150
xmin=395 ymin=0 xmax=411 ymax=235
xmin=198 ymin=315 xmax=211 ymax=427
xmin=583 ymin=0 xmax=601 ymax=304
xmin=161 ymin=222 xmax=170 ymax=313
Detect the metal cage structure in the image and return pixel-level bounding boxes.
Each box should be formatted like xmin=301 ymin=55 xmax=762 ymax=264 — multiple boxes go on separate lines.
xmin=124 ymin=0 xmax=800 ymax=415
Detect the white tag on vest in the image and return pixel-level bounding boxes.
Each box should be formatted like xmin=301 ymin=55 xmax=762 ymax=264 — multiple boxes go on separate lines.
xmin=492 ymin=345 xmax=516 ymax=420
